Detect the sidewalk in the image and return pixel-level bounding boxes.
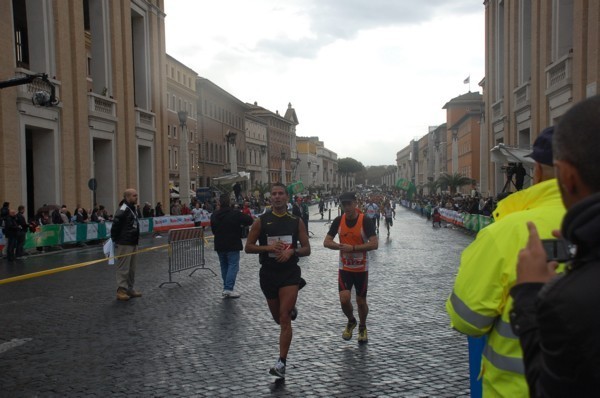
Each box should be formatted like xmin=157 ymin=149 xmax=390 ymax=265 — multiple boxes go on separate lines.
xmin=0 ymin=207 xmax=472 ymax=397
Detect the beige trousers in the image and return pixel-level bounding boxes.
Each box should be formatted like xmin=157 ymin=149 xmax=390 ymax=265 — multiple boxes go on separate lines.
xmin=115 ymin=244 xmax=137 ymax=291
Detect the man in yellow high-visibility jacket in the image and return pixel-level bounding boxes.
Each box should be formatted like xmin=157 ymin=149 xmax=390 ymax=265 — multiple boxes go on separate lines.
xmin=446 ymin=127 xmax=566 ymax=397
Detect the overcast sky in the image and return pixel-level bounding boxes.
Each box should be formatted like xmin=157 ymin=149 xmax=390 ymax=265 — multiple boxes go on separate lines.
xmin=165 ymin=1 xmax=484 ymax=166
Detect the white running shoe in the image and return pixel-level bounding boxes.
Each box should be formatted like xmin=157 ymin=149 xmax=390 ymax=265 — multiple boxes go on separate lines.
xmin=222 ymin=290 xmax=241 ymax=298
xmin=269 ymin=359 xmax=286 ymax=378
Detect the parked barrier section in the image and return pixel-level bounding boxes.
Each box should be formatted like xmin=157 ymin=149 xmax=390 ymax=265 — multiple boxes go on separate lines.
xmin=159 ymin=227 xmax=215 ymax=288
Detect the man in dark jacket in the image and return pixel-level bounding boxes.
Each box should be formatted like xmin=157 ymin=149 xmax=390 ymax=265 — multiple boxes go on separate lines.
xmin=210 ymin=193 xmax=253 ymax=298
xmin=510 ymin=95 xmax=600 ymax=397
xmin=110 ymin=188 xmax=141 ymax=301
xmin=15 ymin=206 xmax=28 ymax=258
xmin=4 ymin=209 xmax=19 ymax=261
xmin=1 ymin=202 xmax=9 ymax=232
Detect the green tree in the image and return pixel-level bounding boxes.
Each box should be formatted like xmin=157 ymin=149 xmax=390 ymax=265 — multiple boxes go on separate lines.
xmin=337 ymin=157 xmax=365 ymax=174
xmin=338 ymin=157 xmax=365 ymax=188
xmin=436 ymin=172 xmax=473 ymax=194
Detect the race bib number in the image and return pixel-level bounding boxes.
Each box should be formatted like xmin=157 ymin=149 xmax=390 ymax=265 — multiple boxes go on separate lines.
xmin=341 ymin=252 xmax=366 ymax=268
xmin=267 ymin=235 xmax=293 ymax=258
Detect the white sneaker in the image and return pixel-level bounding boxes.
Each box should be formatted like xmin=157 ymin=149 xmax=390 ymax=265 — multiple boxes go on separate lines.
xmin=223 ymin=290 xmax=241 ymax=298
xmin=269 ymin=359 xmax=286 ymax=378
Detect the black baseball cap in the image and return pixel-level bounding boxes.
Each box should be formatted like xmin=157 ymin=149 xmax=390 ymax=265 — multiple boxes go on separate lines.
xmin=339 ymin=192 xmax=356 ymax=203
xmin=525 ymin=126 xmax=554 ymax=166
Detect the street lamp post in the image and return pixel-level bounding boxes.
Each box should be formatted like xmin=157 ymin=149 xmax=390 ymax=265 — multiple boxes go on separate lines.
xmin=292 ymin=157 xmax=301 ymax=181
xmin=178 ymin=110 xmax=190 ymax=206
xmin=226 ymin=131 xmax=238 ymax=173
xmin=281 ymin=151 xmax=286 ymax=184
xmin=260 ymin=145 xmax=268 ymax=184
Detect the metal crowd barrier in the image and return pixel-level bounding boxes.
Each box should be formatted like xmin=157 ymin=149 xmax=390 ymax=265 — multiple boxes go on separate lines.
xmin=159 ymin=227 xmax=215 ymax=288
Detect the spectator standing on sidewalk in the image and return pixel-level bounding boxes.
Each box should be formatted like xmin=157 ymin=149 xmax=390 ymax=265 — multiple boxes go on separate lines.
xmin=0 ymin=202 xmax=7 ymax=258
xmin=4 ymin=209 xmax=19 ymax=261
xmin=171 ymin=200 xmax=181 ymax=215
xmin=245 ymin=182 xmax=311 ymax=379
xmin=110 ymin=188 xmax=141 ymax=301
xmin=446 ymin=126 xmax=565 ymax=397
xmin=0 ymin=202 xmax=8 ymax=225
xmin=510 ymin=95 xmax=600 ymax=396
xmin=15 ymin=206 xmax=28 ymax=258
xmin=324 ymin=192 xmax=378 ymax=344
xmin=233 ymin=181 xmax=242 ymax=204
xmin=210 ymin=194 xmax=254 ymax=298
xmin=155 ymin=202 xmax=165 ymax=217
xmin=59 ymin=206 xmax=70 ymax=224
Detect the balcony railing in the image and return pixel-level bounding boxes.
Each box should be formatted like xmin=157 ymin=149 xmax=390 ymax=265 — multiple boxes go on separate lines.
xmin=88 ymin=92 xmax=116 ymax=117
xmin=513 ymin=82 xmax=530 ymax=111
xmin=136 ymin=108 xmax=155 ymax=129
xmin=546 ymin=53 xmax=572 ymax=92
xmin=492 ymin=99 xmax=504 ymax=121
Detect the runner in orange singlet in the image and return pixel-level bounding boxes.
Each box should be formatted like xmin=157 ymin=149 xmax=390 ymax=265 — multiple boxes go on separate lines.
xmin=324 ymin=192 xmax=378 ymax=343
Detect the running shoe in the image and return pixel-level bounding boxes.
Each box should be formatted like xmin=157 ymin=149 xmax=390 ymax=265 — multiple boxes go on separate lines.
xmin=222 ymin=290 xmax=241 ymax=298
xmin=269 ymin=359 xmax=286 ymax=378
xmin=358 ymin=327 xmax=368 ymax=344
xmin=342 ymin=319 xmax=357 ymax=341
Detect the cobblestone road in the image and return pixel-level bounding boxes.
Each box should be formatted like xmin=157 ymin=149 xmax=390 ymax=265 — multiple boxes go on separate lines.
xmin=0 ymin=206 xmax=474 ymax=397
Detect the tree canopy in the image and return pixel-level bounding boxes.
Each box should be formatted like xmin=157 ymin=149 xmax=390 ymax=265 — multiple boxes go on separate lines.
xmin=337 ymin=157 xmax=365 ymax=174
xmin=436 ymin=172 xmax=473 ymax=194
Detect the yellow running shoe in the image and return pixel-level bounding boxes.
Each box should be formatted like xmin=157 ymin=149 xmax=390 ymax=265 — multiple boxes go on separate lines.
xmin=358 ymin=327 xmax=368 ymax=344
xmin=342 ymin=319 xmax=357 ymax=341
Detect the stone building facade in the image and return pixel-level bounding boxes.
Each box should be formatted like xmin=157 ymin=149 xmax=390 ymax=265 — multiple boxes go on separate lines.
xmin=0 ymin=0 xmax=168 ymax=217
xmin=483 ymin=0 xmax=600 ymax=195
xmin=196 ymin=77 xmax=247 ymax=188
xmin=166 ymin=54 xmax=198 ymax=195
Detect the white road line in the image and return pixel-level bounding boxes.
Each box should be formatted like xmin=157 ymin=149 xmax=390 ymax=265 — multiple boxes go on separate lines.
xmin=0 ymin=338 xmax=32 ymax=354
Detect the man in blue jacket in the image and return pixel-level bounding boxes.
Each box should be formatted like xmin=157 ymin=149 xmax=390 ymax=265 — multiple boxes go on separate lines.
xmin=211 ymin=193 xmax=254 ymax=298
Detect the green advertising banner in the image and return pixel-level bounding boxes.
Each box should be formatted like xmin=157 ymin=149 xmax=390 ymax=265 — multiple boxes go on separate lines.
xmin=24 ymin=224 xmax=62 ymax=249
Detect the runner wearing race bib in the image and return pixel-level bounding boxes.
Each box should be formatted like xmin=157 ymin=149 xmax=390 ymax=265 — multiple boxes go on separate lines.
xmin=324 ymin=192 xmax=378 ymax=345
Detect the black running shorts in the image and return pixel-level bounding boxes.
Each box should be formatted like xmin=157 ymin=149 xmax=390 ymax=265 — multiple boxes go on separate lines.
xmin=338 ymin=269 xmax=368 ymax=297
xmin=259 ymin=265 xmax=302 ymax=300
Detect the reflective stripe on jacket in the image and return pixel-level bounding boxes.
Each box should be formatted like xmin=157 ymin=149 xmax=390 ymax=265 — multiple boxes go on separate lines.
xmin=446 ymin=179 xmax=565 ymax=397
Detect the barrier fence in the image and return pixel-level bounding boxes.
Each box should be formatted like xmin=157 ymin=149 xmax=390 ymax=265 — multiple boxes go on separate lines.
xmin=0 ymin=215 xmax=199 ymax=252
xmin=160 ymin=227 xmax=215 ymax=288
xmin=400 ymin=200 xmax=494 ymax=233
